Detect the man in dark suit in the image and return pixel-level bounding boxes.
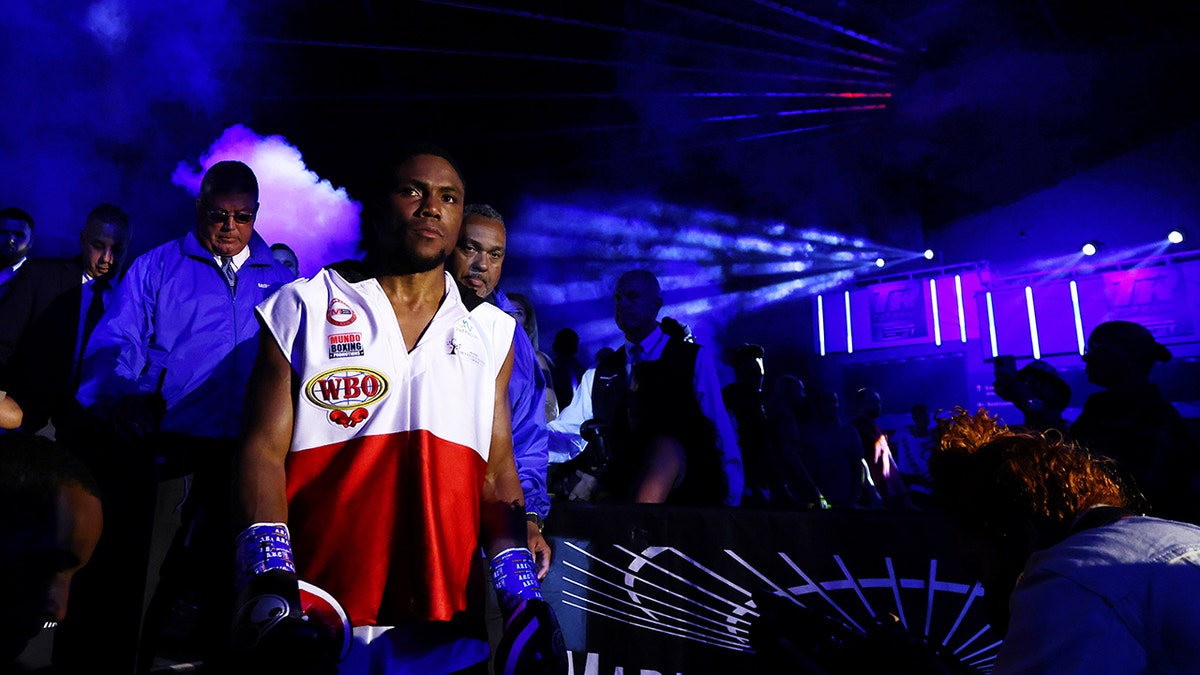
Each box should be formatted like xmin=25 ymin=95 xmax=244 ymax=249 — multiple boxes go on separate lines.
xmin=0 ymin=207 xmax=35 ymax=300
xmin=0 ymin=203 xmax=130 ymax=436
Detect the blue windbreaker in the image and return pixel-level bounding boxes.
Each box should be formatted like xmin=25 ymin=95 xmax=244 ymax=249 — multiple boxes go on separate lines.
xmin=77 ymin=230 xmax=294 ymax=439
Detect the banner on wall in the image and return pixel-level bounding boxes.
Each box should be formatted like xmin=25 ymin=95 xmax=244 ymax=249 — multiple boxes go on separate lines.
xmin=542 ymin=503 xmax=1001 ymax=674
xmin=865 ymin=279 xmax=930 ymax=343
xmin=1100 ymin=265 xmax=1195 ymax=339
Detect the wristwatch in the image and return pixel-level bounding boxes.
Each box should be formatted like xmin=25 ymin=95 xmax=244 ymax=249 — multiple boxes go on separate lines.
xmin=525 ymin=512 xmax=545 ymax=533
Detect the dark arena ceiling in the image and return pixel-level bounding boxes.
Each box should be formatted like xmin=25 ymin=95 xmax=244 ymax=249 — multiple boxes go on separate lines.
xmin=243 ymin=0 xmax=1200 ymax=244
xmin=3 ymin=0 xmax=1198 ymax=262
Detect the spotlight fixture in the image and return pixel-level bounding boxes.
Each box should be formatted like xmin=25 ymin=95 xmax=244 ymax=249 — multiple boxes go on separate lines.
xmin=1167 ymin=229 xmax=1185 ymax=244
xmin=875 ymin=257 xmax=885 ymax=268
xmin=923 ymin=249 xmax=935 ymax=260
xmin=1081 ymin=241 xmax=1101 ymax=256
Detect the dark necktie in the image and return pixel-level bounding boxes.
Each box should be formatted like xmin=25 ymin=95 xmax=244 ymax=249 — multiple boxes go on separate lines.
xmin=629 ymin=344 xmax=645 ymax=367
xmin=76 ymin=278 xmax=110 ymax=385
xmin=221 ymin=256 xmax=238 ymax=292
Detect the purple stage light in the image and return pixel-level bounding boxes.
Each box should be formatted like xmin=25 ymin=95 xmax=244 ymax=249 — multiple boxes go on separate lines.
xmin=680 ymin=92 xmax=892 ymax=99
xmin=748 ymin=0 xmax=905 ymax=54
xmin=930 ymin=279 xmax=942 ymax=347
xmin=775 ymin=104 xmax=888 ymax=117
xmin=415 ymin=0 xmax=895 ymax=76
xmin=700 ymin=105 xmax=886 ymax=123
xmin=1025 ymin=286 xmax=1042 ymax=360
xmin=985 ymin=292 xmax=998 ymax=358
xmin=252 ymin=36 xmax=893 ymax=89
xmin=954 ymin=275 xmax=968 ymax=343
xmin=504 ymin=196 xmax=913 ymax=357
xmin=818 ymin=294 xmax=827 ymax=356
xmin=634 ymin=0 xmax=898 ymax=66
xmin=573 ymin=120 xmax=866 ymax=164
xmin=1069 ymin=280 xmax=1086 ymax=355
xmin=845 ymin=290 xmax=854 ymax=354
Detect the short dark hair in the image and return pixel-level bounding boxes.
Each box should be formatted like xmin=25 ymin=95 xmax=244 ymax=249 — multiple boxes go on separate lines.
xmin=463 ymin=203 xmax=504 ymax=225
xmin=0 ymin=433 xmax=102 ymax=514
xmin=86 ymin=203 xmax=129 ymax=231
xmin=733 ymin=343 xmax=765 ymax=363
xmin=360 ymin=143 xmax=466 ymax=254
xmin=0 ymin=207 xmax=34 ymax=230
xmin=552 ymin=328 xmax=580 ymax=354
xmin=270 ymin=242 xmax=296 ymax=255
xmin=395 ymin=143 xmax=465 ymax=190
xmin=199 ymin=160 xmax=259 ymax=201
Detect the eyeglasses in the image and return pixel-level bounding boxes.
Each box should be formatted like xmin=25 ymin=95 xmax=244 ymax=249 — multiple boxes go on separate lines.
xmin=205 ymin=209 xmax=256 ymax=225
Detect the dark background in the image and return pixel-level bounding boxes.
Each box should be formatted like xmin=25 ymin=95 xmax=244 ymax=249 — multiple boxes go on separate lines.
xmin=3 ymin=0 xmax=1199 ymax=417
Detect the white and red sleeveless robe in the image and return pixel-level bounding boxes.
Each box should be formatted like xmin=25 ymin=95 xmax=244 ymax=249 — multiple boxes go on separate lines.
xmin=256 ymin=263 xmax=515 ymax=627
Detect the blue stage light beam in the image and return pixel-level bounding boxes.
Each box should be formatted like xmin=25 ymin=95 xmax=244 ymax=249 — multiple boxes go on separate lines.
xmin=738 ymin=271 xmax=858 ymax=312
xmin=575 ymin=119 xmax=871 ymax=164
xmin=249 ymin=38 xmax=892 ymax=89
xmin=264 ymin=90 xmax=895 ymax=102
xmin=748 ymin=0 xmax=905 ymax=54
xmin=634 ymin=0 xmax=898 ymax=66
xmin=702 ymin=105 xmax=886 ymax=122
xmin=415 ymin=0 xmax=895 ymax=76
xmin=731 ymin=261 xmax=813 ymax=277
xmin=502 ymin=197 xmax=915 ymax=355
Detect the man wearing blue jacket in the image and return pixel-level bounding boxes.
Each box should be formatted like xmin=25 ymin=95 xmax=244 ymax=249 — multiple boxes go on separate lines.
xmin=450 ymin=203 xmax=551 ymax=572
xmin=64 ymin=160 xmax=295 ymax=673
xmin=449 ymin=203 xmax=553 ymax=674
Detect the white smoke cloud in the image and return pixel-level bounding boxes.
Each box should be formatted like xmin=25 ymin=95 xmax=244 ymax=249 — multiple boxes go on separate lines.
xmin=171 ymin=124 xmax=362 ymax=277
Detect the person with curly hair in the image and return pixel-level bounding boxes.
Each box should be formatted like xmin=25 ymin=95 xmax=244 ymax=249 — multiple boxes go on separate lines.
xmin=929 ymin=407 xmax=1200 ymax=673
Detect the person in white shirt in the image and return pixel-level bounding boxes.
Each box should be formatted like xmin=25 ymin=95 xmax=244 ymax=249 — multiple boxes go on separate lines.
xmin=548 ymin=269 xmax=744 ymax=506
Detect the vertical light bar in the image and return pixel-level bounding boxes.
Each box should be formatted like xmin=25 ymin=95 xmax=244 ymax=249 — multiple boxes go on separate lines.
xmin=844 ymin=290 xmax=854 ymax=354
xmin=1069 ymin=280 xmax=1086 ymax=355
xmin=817 ymin=294 xmax=827 ymax=356
xmin=1025 ymin=286 xmax=1041 ymax=360
xmin=929 ymin=278 xmax=942 ymax=346
xmin=954 ymin=274 xmax=967 ymax=343
xmin=985 ymin=291 xmax=998 ymax=358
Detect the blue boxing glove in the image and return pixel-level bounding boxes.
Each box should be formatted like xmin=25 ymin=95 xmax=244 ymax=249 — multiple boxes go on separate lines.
xmin=228 ymin=523 xmax=349 ymax=674
xmin=491 ymin=547 xmax=567 ymax=675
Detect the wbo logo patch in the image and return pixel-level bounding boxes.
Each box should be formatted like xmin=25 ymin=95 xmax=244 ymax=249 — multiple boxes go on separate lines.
xmin=328 ymin=332 xmax=364 ymax=359
xmin=326 ymin=298 xmax=357 ymax=326
xmin=305 ymin=366 xmax=389 ymax=428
